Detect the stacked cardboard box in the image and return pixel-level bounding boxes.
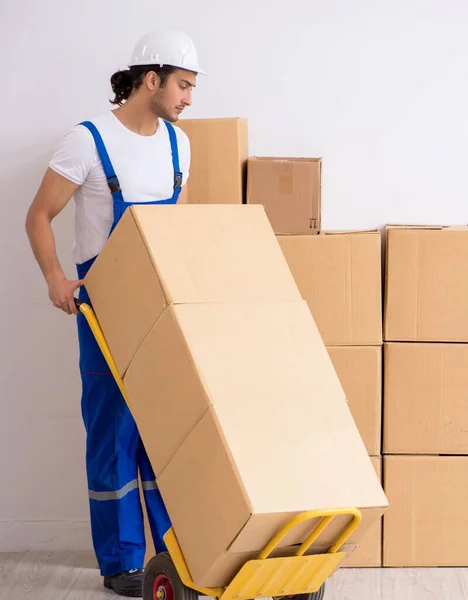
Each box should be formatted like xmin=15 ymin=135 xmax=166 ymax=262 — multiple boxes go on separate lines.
xmin=383 ymin=226 xmax=468 ymax=566
xmin=176 ymin=118 xmax=248 ymax=205
xmin=247 ymin=157 xmax=322 ymax=234
xmin=84 ymin=204 xmax=387 ymax=586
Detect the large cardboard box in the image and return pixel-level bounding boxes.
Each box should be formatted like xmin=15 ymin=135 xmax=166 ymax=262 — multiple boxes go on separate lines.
xmin=278 ymin=232 xmax=382 ymax=346
xmin=84 ymin=204 xmax=300 ymax=376
xmin=85 ymin=205 xmax=388 ymax=587
xmin=128 ymin=301 xmax=387 ymax=585
xmin=384 ymin=343 xmax=468 ymax=454
xmin=176 ymin=118 xmax=248 ymax=205
xmin=327 ymin=347 xmax=382 ymax=457
xmin=383 ymin=456 xmax=468 ymax=567
xmin=384 ymin=226 xmax=468 ymax=342
xmin=247 ymin=157 xmax=322 ymax=234
xmin=343 ymin=457 xmax=382 ymax=567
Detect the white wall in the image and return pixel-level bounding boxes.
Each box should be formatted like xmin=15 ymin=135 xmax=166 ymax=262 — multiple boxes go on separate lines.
xmin=3 ymin=0 xmax=468 ymax=551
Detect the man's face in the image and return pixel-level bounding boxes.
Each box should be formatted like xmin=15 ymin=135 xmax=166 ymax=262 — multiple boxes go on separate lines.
xmin=149 ymin=70 xmax=196 ymax=122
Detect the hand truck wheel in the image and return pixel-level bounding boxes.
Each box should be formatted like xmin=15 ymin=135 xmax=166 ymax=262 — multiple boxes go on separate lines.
xmin=273 ymin=584 xmax=326 ymax=600
xmin=143 ymin=553 xmax=199 ymax=600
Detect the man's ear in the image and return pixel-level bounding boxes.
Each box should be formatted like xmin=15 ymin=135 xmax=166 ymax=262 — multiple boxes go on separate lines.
xmin=146 ymin=71 xmax=160 ymax=90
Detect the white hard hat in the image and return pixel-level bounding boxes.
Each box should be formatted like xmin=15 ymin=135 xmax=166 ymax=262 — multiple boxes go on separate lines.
xmin=128 ymin=29 xmax=207 ymax=75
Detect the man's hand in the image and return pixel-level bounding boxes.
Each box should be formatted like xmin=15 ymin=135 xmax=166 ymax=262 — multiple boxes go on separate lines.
xmin=47 ymin=272 xmax=83 ymax=315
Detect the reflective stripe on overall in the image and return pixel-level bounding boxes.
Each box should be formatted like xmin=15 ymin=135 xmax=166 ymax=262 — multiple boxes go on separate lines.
xmin=76 ymin=120 xmax=181 ymax=577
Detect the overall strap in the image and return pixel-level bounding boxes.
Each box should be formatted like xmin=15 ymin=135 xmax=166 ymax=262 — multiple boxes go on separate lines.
xmin=79 ymin=121 xmax=122 ymax=198
xmin=163 ymin=120 xmax=183 ymax=202
xmin=79 ymin=121 xmax=125 ymax=228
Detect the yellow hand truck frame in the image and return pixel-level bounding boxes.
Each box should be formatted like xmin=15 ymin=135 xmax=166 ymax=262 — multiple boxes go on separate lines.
xmin=76 ymin=299 xmax=362 ymax=600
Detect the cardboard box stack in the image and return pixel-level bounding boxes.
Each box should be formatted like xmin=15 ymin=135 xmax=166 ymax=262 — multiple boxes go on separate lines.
xmin=383 ymin=226 xmax=468 ymax=566
xmin=84 ymin=203 xmax=387 ymax=587
xmin=165 ymin=117 xmax=468 ymax=570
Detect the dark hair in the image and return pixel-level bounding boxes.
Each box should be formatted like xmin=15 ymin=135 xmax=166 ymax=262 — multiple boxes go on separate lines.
xmin=110 ymin=64 xmax=177 ymax=105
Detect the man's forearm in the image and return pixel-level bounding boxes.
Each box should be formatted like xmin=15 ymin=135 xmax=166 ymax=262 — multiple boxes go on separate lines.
xmin=25 ymin=212 xmax=64 ymax=283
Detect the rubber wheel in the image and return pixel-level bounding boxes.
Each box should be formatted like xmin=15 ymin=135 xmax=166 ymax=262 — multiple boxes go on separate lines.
xmin=143 ymin=552 xmax=199 ymax=600
xmin=274 ymin=585 xmax=326 ymax=600
xmin=306 ymin=584 xmax=326 ymax=600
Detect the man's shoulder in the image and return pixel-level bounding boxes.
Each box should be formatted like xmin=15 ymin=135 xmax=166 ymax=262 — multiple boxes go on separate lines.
xmin=77 ymin=111 xmax=117 ymax=133
xmin=57 ymin=111 xmax=113 ymax=143
xmin=49 ymin=113 xmax=113 ymax=183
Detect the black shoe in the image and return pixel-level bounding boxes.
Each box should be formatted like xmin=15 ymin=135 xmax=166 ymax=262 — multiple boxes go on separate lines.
xmin=103 ymin=568 xmax=144 ymax=597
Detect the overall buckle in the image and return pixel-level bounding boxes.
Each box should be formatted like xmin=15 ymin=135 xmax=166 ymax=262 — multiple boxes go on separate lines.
xmin=107 ymin=176 xmax=121 ymax=194
xmin=174 ymin=171 xmax=183 ymax=190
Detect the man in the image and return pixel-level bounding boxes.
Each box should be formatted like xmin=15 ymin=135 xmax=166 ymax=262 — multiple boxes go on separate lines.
xmin=25 ymin=29 xmax=205 ymax=597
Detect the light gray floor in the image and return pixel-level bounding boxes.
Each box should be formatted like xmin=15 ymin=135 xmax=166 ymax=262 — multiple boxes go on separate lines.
xmin=1 ymin=552 xmax=468 ymax=599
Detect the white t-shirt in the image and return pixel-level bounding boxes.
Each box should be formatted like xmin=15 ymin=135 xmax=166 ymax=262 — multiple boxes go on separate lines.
xmin=49 ymin=110 xmax=190 ymax=265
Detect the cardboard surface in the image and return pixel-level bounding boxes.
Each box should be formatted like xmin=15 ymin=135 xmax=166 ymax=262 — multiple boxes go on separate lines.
xmin=278 ymin=232 xmax=382 ymax=346
xmin=384 ymin=343 xmax=468 ymax=454
xmin=176 ymin=118 xmax=248 ymax=205
xmin=343 ymin=457 xmax=382 ymax=567
xmin=383 ymin=456 xmax=468 ymax=567
xmin=384 ymin=226 xmax=468 ymax=342
xmin=247 ymin=157 xmax=322 ymax=234
xmin=85 ymin=204 xmax=301 ymax=375
xmin=327 ymin=346 xmax=382 ymax=456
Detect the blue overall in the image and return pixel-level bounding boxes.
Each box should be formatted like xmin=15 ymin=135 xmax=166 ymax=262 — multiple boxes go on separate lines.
xmin=76 ymin=119 xmax=181 ymax=577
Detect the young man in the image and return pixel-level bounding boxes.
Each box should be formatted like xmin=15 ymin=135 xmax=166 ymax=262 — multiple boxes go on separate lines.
xmin=25 ymin=29 xmax=205 ymax=597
